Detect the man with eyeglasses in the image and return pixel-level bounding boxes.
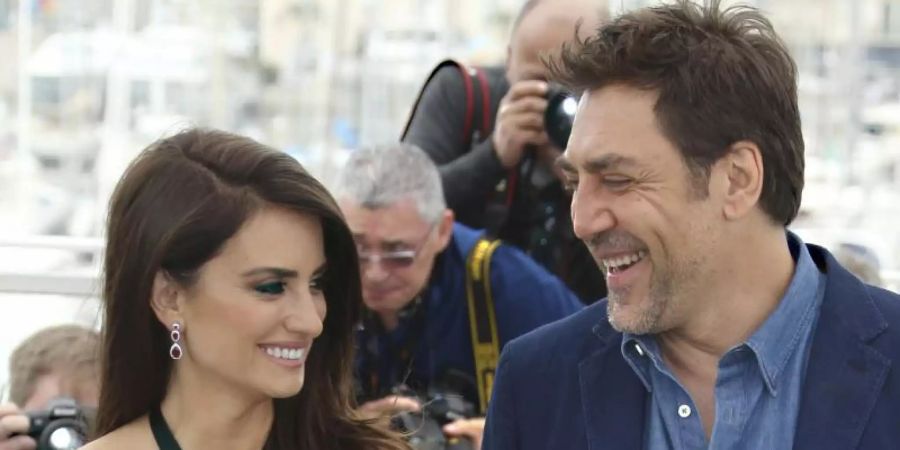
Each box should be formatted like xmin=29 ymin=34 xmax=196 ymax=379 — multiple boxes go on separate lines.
xmin=334 ymin=143 xmax=583 ymax=448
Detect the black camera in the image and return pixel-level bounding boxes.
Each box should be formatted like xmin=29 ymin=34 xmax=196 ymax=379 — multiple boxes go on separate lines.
xmin=544 ymin=83 xmax=579 ymax=149
xmin=392 ymin=389 xmax=477 ymax=450
xmin=21 ymin=397 xmax=93 ymax=450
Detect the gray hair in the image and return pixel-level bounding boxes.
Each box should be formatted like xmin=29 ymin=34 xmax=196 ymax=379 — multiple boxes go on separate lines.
xmin=333 ymin=143 xmax=446 ymax=223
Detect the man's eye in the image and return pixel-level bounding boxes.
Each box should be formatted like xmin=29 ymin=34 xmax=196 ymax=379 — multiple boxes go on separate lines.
xmin=255 ymin=281 xmax=286 ymax=296
xmin=603 ymin=177 xmax=632 ymax=189
xmin=563 ymin=179 xmax=579 ymax=192
xmin=383 ymin=244 xmax=412 ymax=253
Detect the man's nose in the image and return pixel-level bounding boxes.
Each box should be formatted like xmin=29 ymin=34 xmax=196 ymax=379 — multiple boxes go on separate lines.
xmin=571 ymin=185 xmax=616 ymax=241
xmin=362 ymin=259 xmax=390 ymax=282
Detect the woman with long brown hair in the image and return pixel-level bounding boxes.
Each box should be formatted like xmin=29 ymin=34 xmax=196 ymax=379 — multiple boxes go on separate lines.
xmin=83 ymin=129 xmax=408 ymax=450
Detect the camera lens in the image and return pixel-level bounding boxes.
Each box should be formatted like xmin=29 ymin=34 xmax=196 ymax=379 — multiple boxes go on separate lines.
xmin=544 ymin=84 xmax=578 ymax=149
xmin=47 ymin=427 xmax=84 ymax=450
xmin=37 ymin=417 xmax=87 ymax=450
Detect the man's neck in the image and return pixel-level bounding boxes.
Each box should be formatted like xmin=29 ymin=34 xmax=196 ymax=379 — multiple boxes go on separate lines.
xmin=659 ymin=226 xmax=796 ymax=367
xmin=162 ymin=364 xmax=273 ymax=450
xmin=654 ymin=227 xmax=796 ymax=439
xmin=377 ymin=294 xmax=424 ymax=332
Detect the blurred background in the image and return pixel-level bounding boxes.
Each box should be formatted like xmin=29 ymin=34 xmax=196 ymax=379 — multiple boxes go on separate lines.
xmin=0 ymin=0 xmax=899 ymax=393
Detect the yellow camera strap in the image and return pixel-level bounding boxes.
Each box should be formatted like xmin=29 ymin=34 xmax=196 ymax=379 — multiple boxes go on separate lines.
xmin=465 ymin=237 xmax=502 ymax=414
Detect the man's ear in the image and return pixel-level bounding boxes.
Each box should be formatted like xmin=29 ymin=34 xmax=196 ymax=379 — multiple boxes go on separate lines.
xmin=435 ymin=209 xmax=455 ymax=252
xmin=718 ymin=140 xmax=764 ymax=221
xmin=150 ymin=271 xmax=184 ymax=328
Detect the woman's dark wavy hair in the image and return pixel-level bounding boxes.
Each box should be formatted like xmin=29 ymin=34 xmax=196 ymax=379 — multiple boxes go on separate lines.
xmin=548 ymin=0 xmax=804 ymax=225
xmin=96 ymin=128 xmax=408 ymax=449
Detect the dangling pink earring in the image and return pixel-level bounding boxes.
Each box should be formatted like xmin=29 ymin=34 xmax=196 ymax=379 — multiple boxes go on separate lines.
xmin=169 ymin=322 xmax=183 ymax=360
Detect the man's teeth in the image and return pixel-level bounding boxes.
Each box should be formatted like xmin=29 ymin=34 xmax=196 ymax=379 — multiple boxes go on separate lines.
xmin=264 ymin=347 xmax=305 ymax=360
xmin=602 ymin=250 xmax=647 ymax=270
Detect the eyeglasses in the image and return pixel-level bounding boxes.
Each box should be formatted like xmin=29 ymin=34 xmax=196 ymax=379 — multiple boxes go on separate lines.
xmin=356 ymin=225 xmax=436 ymax=270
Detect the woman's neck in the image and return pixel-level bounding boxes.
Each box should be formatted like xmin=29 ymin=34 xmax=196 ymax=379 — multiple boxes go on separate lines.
xmin=160 ymin=364 xmax=273 ymax=450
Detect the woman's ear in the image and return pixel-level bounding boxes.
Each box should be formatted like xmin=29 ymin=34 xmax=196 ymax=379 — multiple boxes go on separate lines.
xmin=150 ymin=271 xmax=183 ymax=327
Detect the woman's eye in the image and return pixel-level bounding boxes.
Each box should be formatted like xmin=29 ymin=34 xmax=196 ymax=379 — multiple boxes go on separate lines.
xmin=310 ymin=276 xmax=325 ymax=293
xmin=254 ymin=281 xmax=286 ymax=296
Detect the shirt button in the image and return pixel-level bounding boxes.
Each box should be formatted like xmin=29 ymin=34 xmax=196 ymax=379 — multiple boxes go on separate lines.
xmin=678 ymin=405 xmax=692 ymax=418
xmin=634 ymin=343 xmax=645 ymax=356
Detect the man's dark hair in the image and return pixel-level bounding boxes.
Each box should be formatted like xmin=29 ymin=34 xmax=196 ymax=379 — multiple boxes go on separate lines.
xmin=548 ymin=0 xmax=804 ymax=225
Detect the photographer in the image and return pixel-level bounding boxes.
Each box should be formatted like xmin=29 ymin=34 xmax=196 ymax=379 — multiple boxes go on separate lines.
xmin=402 ymin=0 xmax=608 ymax=304
xmin=334 ymin=144 xmax=582 ymax=448
xmin=1 ymin=325 xmax=99 ymax=450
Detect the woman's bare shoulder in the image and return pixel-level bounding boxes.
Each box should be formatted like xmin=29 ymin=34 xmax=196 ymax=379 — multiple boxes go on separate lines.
xmin=81 ymin=415 xmax=156 ymax=450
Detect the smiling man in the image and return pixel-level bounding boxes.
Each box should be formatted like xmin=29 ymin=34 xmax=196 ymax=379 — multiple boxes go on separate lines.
xmin=482 ymin=1 xmax=900 ymax=449
xmin=333 ymin=143 xmax=583 ymax=448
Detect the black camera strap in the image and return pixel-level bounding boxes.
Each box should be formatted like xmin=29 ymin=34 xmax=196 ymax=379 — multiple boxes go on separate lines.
xmin=150 ymin=406 xmax=182 ymax=450
xmin=484 ymin=149 xmax=538 ymax=240
xmin=401 ymin=59 xmax=493 ymax=149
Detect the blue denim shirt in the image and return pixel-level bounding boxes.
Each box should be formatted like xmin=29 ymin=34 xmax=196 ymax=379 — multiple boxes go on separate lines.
xmin=621 ymin=233 xmax=826 ymax=450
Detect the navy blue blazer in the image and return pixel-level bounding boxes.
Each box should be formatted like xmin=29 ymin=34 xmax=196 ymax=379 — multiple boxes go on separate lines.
xmin=482 ymin=244 xmax=900 ymax=449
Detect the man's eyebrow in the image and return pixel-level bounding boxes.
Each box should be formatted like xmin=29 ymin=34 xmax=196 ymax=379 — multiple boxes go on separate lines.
xmin=353 ymin=234 xmax=413 ymax=249
xmin=381 ymin=239 xmax=411 ymax=248
xmin=556 ymin=153 xmax=641 ymax=174
xmin=555 ymin=156 xmax=576 ymax=173
xmin=584 ymin=154 xmax=641 ymax=173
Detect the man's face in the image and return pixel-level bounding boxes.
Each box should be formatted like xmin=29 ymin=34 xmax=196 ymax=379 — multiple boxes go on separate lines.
xmin=559 ymin=85 xmax=725 ymax=335
xmin=340 ymin=198 xmax=452 ymax=318
xmin=23 ymin=372 xmax=99 ymax=411
xmin=506 ymin=19 xmax=566 ymax=85
xmin=507 ymin=3 xmax=603 ymax=161
xmin=506 ymin=3 xmax=598 ymax=84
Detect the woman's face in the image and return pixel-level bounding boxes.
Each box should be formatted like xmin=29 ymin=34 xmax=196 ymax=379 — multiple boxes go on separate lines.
xmin=172 ymin=206 xmax=328 ymax=399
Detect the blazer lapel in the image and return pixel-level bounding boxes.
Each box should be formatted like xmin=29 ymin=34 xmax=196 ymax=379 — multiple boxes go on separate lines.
xmin=579 ymin=322 xmax=647 ymax=450
xmin=794 ymin=246 xmax=890 ymax=450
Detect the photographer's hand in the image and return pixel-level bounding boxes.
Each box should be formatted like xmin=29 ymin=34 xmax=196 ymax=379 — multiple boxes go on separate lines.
xmin=0 ymin=403 xmax=35 ymax=450
xmin=358 ymin=395 xmax=422 ymax=421
xmin=444 ymin=417 xmax=485 ymax=450
xmin=492 ymin=81 xmax=550 ymax=168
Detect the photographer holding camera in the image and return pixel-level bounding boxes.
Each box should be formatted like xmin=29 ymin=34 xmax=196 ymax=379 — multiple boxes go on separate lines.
xmin=0 ymin=325 xmax=99 ymax=450
xmin=335 ymin=143 xmax=583 ymax=449
xmin=402 ymin=0 xmax=608 ymax=304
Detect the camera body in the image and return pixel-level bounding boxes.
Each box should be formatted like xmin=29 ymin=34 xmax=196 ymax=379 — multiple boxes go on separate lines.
xmin=544 ymin=83 xmax=578 ymax=149
xmin=392 ymin=389 xmax=476 ymax=450
xmin=24 ymin=397 xmax=93 ymax=450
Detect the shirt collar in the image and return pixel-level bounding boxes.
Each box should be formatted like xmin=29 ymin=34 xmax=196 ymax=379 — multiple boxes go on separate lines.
xmin=744 ymin=231 xmax=823 ymax=395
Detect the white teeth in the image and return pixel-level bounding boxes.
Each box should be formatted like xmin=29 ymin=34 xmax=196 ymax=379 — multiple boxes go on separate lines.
xmin=602 ymin=251 xmax=647 ymax=270
xmin=263 ymin=346 xmax=305 ymax=360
